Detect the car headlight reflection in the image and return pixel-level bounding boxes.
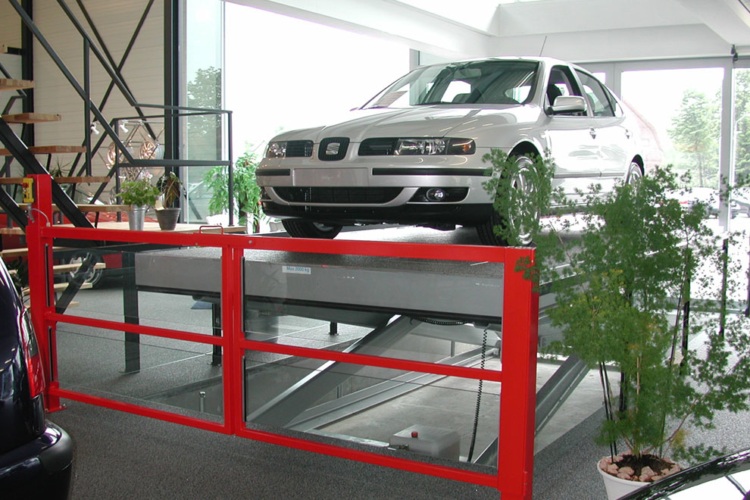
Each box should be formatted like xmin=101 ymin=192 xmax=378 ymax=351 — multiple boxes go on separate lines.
xmin=266 ymin=141 xmax=287 ymax=159
xmin=391 ymin=138 xmax=475 ymax=156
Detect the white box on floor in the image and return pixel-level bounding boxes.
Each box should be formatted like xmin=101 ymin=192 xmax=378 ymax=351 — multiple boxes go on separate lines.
xmin=389 ymin=425 xmax=460 ymax=460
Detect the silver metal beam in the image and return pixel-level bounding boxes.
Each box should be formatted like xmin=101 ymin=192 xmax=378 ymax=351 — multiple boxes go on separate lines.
xmin=247 ymin=315 xmax=420 ymax=427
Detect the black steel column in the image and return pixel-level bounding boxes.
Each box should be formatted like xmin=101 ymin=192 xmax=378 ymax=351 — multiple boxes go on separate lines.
xmin=20 ymin=0 xmax=34 ymax=147
xmin=211 ymin=302 xmax=222 ymax=366
xmin=123 ymin=252 xmax=140 ymax=373
xmin=164 ymin=0 xmax=179 ymax=164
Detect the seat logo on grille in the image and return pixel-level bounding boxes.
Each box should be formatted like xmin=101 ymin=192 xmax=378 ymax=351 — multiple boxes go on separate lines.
xmin=319 ymin=137 xmax=350 ymax=161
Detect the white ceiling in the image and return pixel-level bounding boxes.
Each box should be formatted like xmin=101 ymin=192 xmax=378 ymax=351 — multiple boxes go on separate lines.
xmin=231 ymin=0 xmax=750 ymax=62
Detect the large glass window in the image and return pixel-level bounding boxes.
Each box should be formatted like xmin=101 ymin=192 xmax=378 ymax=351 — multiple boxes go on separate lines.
xmin=735 ymin=68 xmax=750 ymax=183
xmin=621 ymin=68 xmax=724 ymax=187
xmin=182 ymin=0 xmax=224 ymax=223
xmin=225 ymin=4 xmax=410 ymax=161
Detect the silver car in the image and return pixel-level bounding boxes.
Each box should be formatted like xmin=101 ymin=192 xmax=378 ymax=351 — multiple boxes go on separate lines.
xmin=257 ymin=57 xmax=643 ymax=244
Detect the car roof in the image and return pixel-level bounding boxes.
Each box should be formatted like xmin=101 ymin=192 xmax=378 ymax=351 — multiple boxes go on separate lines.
xmin=417 ymin=56 xmax=573 ymax=68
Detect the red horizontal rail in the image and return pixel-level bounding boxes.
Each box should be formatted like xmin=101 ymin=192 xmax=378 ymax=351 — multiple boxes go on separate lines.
xmin=240 ymin=338 xmax=503 ymax=382
xmin=236 ymin=426 xmax=497 ymax=488
xmin=47 ymin=312 xmax=225 ymax=346
xmin=51 ymin=386 xmax=227 ymax=435
xmin=44 ymin=226 xmax=508 ymax=263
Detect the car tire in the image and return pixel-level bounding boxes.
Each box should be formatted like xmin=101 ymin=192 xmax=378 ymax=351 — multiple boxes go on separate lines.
xmin=476 ymin=213 xmax=510 ymax=246
xmin=67 ymin=251 xmax=104 ymax=288
xmin=476 ymin=154 xmax=536 ymax=246
xmin=282 ymin=219 xmax=343 ymax=239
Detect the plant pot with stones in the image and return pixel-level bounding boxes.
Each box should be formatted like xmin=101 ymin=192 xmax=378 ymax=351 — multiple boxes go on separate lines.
xmin=597 ymin=454 xmax=681 ymax=500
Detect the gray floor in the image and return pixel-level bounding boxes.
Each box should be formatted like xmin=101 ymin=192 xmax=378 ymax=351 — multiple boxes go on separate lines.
xmin=45 ymin=223 xmax=750 ymax=499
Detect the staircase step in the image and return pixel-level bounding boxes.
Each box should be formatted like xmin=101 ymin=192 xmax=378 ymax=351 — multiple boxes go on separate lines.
xmin=52 ymin=262 xmax=106 ymax=274
xmin=17 ymin=203 xmax=128 ymax=213
xmin=0 ymin=145 xmax=86 ymax=156
xmin=0 ymin=78 xmax=34 ymax=92
xmin=2 ymin=113 xmax=62 ymax=124
xmin=0 ymin=176 xmax=111 ymax=185
xmin=23 ymin=281 xmax=93 ymax=296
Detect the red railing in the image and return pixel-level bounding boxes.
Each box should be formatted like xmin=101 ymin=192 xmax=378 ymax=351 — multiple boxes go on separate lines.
xmin=24 ymin=175 xmax=539 ymax=499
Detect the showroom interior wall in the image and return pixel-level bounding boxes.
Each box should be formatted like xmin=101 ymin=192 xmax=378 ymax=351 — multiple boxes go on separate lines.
xmin=3 ymin=0 xmax=750 ymax=223
xmin=0 ymin=1 xmax=164 ymax=190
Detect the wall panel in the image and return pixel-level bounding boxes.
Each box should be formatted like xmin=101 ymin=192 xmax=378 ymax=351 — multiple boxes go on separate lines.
xmin=32 ymin=0 xmax=164 ymax=184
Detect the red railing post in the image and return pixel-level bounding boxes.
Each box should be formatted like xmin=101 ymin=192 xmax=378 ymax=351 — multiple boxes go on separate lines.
xmin=222 ymin=245 xmax=244 ymax=434
xmin=25 ymin=174 xmax=63 ymax=411
xmin=497 ymin=247 xmax=539 ymax=500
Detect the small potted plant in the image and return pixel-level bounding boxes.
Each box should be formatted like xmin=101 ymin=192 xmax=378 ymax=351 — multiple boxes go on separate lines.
xmin=483 ymin=153 xmax=750 ymax=499
xmin=155 ymin=171 xmax=185 ymax=230
xmin=118 ymin=173 xmax=159 ymax=230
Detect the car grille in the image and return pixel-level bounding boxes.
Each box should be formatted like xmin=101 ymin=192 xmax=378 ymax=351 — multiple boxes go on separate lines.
xmin=275 ymin=187 xmax=403 ymax=204
xmin=318 ymin=137 xmax=350 ymax=161
xmin=285 ymin=140 xmax=313 ymax=157
xmin=359 ymin=138 xmax=398 ymax=156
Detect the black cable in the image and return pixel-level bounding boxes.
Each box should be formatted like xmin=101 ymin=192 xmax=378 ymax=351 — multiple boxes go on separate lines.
xmin=467 ymin=327 xmax=489 ymax=463
xmin=413 ymin=316 xmax=468 ymax=326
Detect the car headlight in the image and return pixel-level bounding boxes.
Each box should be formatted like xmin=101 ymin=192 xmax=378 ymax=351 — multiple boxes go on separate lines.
xmin=265 ymin=140 xmax=314 ymax=159
xmin=266 ymin=141 xmax=287 ymax=159
xmin=393 ymin=138 xmax=475 ymax=156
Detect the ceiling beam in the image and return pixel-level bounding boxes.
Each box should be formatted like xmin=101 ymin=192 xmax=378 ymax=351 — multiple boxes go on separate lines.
xmin=675 ymin=0 xmax=750 ymax=46
xmin=226 ymin=0 xmax=493 ymax=59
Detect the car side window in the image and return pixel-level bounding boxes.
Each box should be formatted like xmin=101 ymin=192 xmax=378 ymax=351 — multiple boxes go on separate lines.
xmin=575 ymin=71 xmax=616 ymax=117
xmin=547 ymin=66 xmax=583 ymax=111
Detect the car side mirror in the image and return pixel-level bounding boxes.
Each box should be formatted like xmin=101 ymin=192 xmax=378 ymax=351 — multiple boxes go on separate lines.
xmin=550 ymin=95 xmax=587 ymax=115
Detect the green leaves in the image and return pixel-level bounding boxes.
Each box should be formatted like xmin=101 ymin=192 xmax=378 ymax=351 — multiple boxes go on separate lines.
xmin=118 ymin=177 xmax=159 ymax=207
xmin=203 ymin=147 xmax=263 ymax=230
xmin=482 ymin=149 xmax=555 ymax=248
xmin=505 ymin=162 xmax=750 ymax=464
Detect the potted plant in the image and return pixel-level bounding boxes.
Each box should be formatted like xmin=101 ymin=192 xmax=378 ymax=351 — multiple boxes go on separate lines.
xmin=155 ymin=171 xmax=185 ymax=230
xmin=483 ymin=153 xmax=750 ymax=499
xmin=204 ymin=147 xmax=264 ymax=232
xmin=118 ymin=173 xmax=159 ymax=230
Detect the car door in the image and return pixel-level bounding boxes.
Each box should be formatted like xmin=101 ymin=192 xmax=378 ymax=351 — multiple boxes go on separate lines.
xmin=574 ymin=70 xmax=631 ymax=192
xmin=543 ymin=65 xmax=601 ymax=203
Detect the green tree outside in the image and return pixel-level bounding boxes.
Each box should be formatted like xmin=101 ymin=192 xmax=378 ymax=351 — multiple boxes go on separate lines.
xmin=185 ymin=66 xmax=222 ymax=222
xmin=735 ymin=70 xmax=750 ymax=181
xmin=669 ymin=89 xmax=719 ymax=187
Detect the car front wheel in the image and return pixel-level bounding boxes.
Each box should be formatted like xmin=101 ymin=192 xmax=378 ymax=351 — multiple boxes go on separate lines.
xmin=282 ymin=220 xmax=343 ymax=239
xmin=476 ymin=154 xmax=537 ymax=246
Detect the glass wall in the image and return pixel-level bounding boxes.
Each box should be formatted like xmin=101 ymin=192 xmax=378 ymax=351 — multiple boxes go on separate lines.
xmin=621 ymin=67 xmax=724 ymax=186
xmin=182 ymin=0 xmax=224 ymax=223
xmin=181 ymin=2 xmax=410 ymax=226
xmin=736 ymin=68 xmax=750 ymax=183
xmin=224 ymin=4 xmax=410 ymax=161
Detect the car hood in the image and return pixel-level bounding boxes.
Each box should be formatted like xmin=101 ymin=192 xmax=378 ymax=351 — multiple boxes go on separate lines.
xmin=272 ymin=105 xmax=542 ymax=145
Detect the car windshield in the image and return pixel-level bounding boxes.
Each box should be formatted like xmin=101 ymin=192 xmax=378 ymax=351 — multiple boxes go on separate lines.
xmin=362 ymin=60 xmax=539 ymax=109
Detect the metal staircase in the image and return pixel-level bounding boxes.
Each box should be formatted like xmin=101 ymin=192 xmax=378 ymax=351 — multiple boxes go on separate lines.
xmin=0 ymin=0 xmax=234 ymax=237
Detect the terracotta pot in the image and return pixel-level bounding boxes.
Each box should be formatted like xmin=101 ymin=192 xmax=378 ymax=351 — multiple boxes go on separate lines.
xmin=155 ymin=207 xmax=181 ymax=231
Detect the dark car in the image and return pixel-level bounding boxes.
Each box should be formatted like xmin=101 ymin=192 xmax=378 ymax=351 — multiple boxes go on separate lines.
xmin=620 ymin=448 xmax=750 ymax=499
xmin=0 ymin=257 xmax=74 ymax=499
